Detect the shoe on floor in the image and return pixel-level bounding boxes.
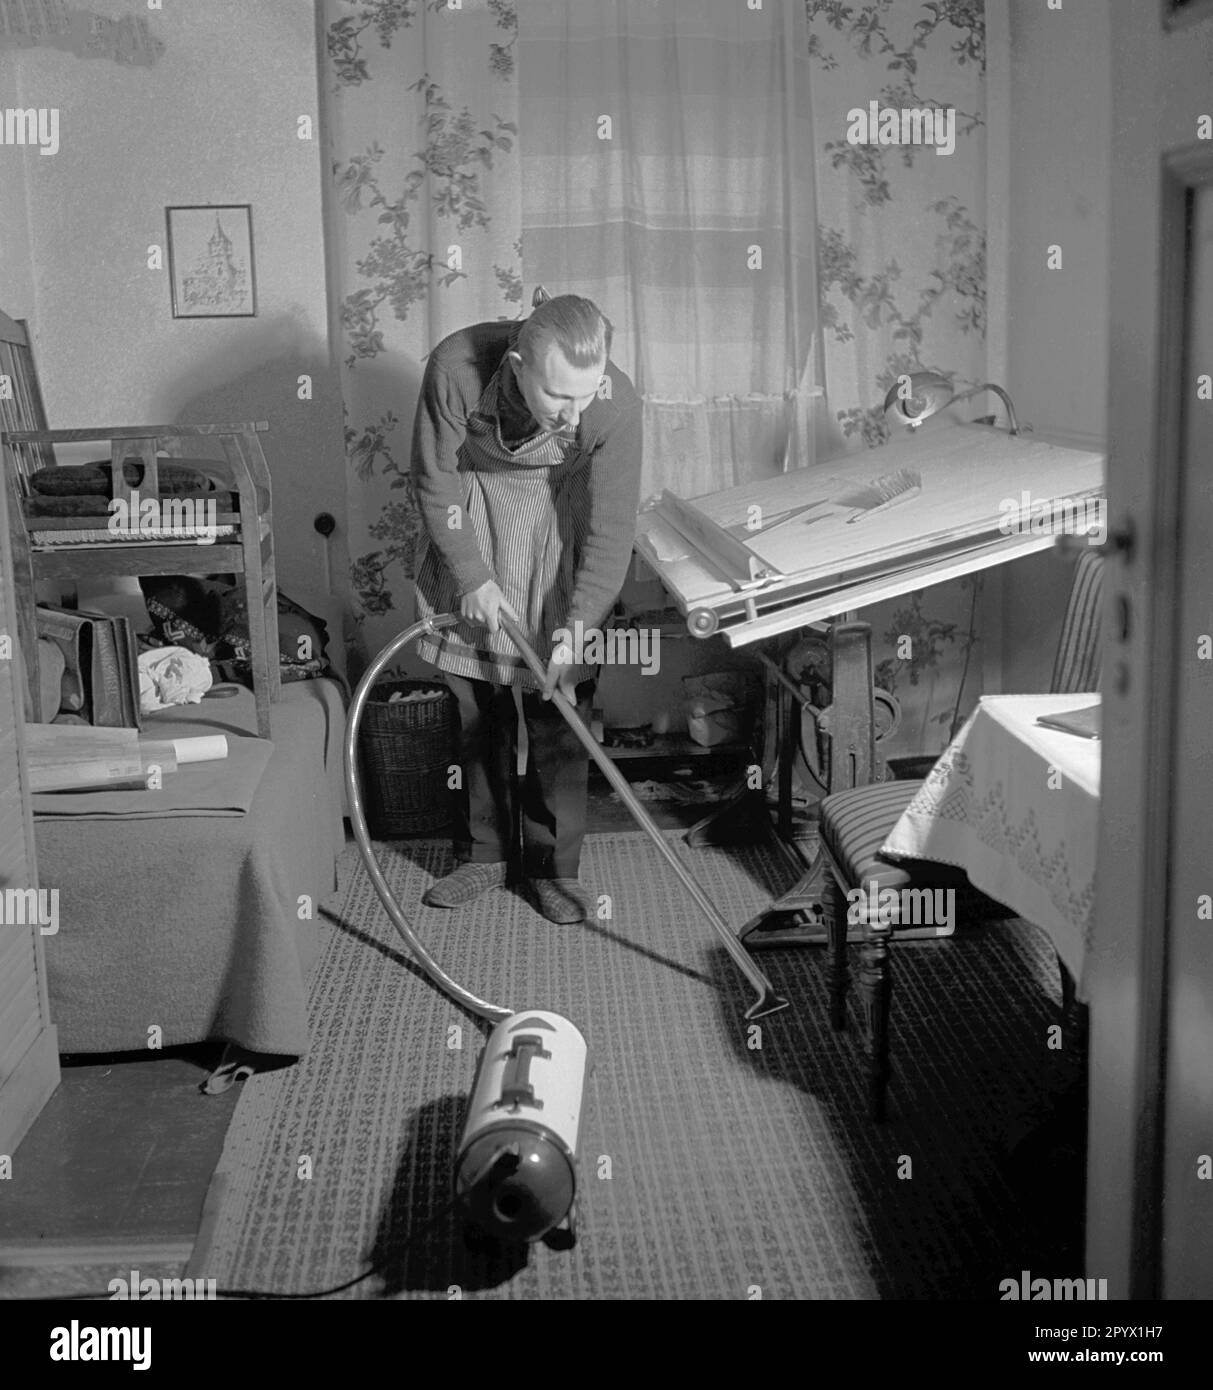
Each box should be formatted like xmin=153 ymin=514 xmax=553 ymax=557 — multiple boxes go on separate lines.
xmin=531 ymin=877 xmax=590 ymax=924
xmin=423 ymin=861 xmax=508 ymax=908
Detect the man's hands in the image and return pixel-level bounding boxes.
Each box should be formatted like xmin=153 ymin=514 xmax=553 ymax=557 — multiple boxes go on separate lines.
xmin=543 ymin=640 xmax=578 ymax=702
xmin=460 ymin=579 xmax=517 ymax=634
xmin=460 ymin=581 xmax=577 ymax=701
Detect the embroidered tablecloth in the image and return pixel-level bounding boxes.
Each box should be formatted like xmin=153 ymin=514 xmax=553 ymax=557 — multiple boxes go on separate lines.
xmin=881 ymin=694 xmax=1101 ymax=993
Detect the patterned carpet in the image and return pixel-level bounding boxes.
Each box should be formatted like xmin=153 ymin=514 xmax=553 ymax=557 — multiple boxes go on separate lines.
xmin=187 ymin=832 xmax=1082 ymax=1300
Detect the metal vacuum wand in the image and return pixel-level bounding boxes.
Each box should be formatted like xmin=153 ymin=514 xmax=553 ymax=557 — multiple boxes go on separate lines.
xmin=498 ymin=614 xmax=790 ymax=1021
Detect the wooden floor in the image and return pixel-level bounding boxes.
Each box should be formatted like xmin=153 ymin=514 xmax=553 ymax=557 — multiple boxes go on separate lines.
xmin=0 ymin=754 xmax=751 ymax=1248
xmin=0 ymin=1048 xmax=243 ymax=1244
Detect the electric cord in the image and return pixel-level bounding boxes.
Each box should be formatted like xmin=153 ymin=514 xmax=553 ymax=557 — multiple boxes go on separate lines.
xmin=23 ymin=1150 xmax=527 ymax=1302
xmin=15 ymin=1190 xmax=466 ymax=1302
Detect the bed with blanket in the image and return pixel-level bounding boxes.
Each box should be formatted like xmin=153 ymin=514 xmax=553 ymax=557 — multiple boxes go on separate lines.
xmin=33 ymin=678 xmax=346 ymax=1080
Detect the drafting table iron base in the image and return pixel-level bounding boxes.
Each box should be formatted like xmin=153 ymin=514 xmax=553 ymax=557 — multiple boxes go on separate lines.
xmin=688 ymin=620 xmax=884 ymax=948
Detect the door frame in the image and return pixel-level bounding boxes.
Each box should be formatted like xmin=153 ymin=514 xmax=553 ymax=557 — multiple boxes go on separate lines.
xmin=1086 ymin=5 xmax=1213 ymax=1291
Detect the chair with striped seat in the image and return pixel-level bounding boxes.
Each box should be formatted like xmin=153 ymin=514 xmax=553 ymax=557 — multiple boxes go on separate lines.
xmin=817 ymin=548 xmax=1104 ymax=1120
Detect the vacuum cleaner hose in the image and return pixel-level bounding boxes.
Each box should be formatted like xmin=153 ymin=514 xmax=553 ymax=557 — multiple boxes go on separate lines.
xmin=344 ymin=613 xmax=513 ymax=1025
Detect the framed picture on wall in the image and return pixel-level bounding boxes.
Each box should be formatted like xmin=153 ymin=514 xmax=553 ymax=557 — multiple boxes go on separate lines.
xmin=166 ymin=205 xmax=257 ymax=318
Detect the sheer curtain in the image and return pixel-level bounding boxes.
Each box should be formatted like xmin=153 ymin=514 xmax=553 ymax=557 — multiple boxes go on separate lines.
xmin=517 ymin=0 xmax=818 ymax=500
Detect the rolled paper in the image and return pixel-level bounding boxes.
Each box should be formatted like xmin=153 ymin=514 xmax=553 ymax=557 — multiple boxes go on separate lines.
xmin=173 ymin=734 xmax=228 ymax=763
xmin=140 ymin=746 xmax=178 ymax=780
xmin=138 ymin=735 xmax=228 ymax=765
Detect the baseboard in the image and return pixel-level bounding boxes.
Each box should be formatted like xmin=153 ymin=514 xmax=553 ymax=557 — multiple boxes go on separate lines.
xmin=0 ymin=1237 xmax=193 ymax=1267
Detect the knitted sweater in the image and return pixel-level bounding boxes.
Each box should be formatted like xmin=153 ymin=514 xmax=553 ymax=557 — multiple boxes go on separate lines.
xmin=410 ymin=319 xmax=644 ymax=633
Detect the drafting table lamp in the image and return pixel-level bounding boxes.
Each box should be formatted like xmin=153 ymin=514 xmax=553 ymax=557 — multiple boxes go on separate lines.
xmin=883 ymin=370 xmax=1021 ymax=436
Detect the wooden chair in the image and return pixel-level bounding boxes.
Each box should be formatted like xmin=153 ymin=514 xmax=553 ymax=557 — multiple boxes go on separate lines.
xmin=4 ymin=424 xmax=281 ymax=739
xmin=816 ymin=549 xmax=1104 ymax=1119
xmin=1 ymin=310 xmax=280 ymax=738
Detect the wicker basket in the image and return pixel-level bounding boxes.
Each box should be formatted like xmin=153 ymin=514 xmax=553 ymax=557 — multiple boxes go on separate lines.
xmin=358 ymin=678 xmax=454 ymax=837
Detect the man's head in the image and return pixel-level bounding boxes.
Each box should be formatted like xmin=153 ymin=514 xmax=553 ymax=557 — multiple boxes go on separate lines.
xmin=509 ymin=294 xmax=612 ymax=436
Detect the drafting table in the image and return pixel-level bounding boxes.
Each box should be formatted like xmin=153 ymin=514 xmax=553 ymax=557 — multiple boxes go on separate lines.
xmin=631 ymin=416 xmax=1105 ymax=944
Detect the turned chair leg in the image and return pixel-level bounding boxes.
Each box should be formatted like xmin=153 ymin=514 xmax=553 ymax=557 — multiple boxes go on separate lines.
xmin=824 ymin=872 xmax=849 ymax=1032
xmin=859 ymin=922 xmax=893 ymax=1121
xmin=1059 ymin=959 xmax=1090 ymax=1057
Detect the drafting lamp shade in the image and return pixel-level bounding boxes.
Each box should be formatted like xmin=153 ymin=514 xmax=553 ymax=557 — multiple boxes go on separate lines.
xmin=883 ymin=371 xmax=1020 ymax=435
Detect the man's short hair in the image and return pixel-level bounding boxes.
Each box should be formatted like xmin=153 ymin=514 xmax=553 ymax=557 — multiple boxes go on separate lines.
xmin=517 ymin=294 xmax=612 ymax=370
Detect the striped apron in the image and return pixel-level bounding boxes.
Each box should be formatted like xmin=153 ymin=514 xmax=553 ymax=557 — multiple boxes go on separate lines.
xmin=414 ymin=363 xmax=596 ymax=689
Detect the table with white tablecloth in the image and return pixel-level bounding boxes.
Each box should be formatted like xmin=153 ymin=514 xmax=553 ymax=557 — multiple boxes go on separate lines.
xmin=880 ymin=694 xmax=1101 ymax=995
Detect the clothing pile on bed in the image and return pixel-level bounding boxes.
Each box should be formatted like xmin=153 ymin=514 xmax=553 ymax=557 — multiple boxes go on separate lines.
xmin=138 ymin=575 xmax=343 ymax=692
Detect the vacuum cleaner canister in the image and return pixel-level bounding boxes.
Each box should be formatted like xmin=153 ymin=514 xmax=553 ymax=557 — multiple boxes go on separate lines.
xmin=454 ymin=1011 xmax=588 ymax=1245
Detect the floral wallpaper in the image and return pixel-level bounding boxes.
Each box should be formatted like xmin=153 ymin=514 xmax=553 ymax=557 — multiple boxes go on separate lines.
xmin=807 ymin=0 xmax=989 ymax=751
xmin=323 ymin=0 xmax=522 ymax=667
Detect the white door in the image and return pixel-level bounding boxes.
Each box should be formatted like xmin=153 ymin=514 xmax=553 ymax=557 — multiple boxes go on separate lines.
xmin=1087 ymin=0 xmax=1213 ymax=1299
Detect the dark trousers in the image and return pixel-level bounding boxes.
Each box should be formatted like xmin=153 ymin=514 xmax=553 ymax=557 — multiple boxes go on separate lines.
xmin=446 ymin=672 xmax=596 ymax=880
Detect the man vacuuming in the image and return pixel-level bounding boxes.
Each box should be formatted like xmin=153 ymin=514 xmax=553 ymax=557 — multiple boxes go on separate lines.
xmin=411 ymin=292 xmax=644 ymax=924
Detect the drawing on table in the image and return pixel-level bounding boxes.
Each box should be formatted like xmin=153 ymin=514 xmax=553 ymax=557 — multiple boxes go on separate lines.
xmin=725 ymin=469 xmax=922 ymax=539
